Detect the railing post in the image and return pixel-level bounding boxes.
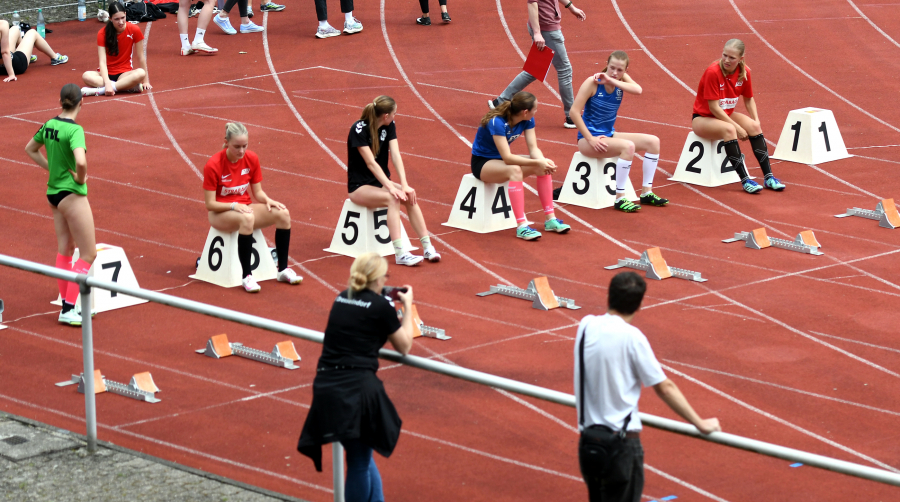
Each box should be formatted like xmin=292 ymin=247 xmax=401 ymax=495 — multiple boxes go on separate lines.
xmin=332 ymin=442 xmax=344 ymax=502
xmin=79 ymin=279 xmax=98 ymax=453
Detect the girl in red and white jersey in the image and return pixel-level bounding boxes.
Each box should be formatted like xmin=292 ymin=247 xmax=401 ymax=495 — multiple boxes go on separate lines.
xmin=81 ymin=2 xmax=151 ymax=97
xmin=203 ymin=122 xmax=302 ymax=293
xmin=691 ymin=39 xmax=784 ymax=194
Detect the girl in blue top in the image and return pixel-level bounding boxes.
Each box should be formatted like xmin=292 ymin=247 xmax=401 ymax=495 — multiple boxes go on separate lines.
xmin=570 ymin=51 xmax=668 ymax=213
xmin=470 ymin=91 xmax=569 ymax=241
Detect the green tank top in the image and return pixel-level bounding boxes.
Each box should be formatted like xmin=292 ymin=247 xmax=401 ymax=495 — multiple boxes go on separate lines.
xmin=34 ymin=117 xmax=88 ymax=196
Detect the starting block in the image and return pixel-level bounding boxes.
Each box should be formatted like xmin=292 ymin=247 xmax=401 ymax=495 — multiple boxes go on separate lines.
xmin=398 ymin=304 xmax=450 ymax=340
xmin=325 ymin=199 xmax=416 ymax=258
xmin=835 ymin=199 xmax=900 ymax=229
xmin=669 ymin=132 xmax=743 ymax=187
xmin=723 ymin=228 xmax=823 ymax=255
xmin=56 ymin=370 xmax=161 ymax=403
xmin=477 ymin=276 xmax=580 ymax=310
xmin=443 ymin=174 xmax=518 ymax=233
xmin=196 ymin=333 xmax=300 ymax=369
xmin=772 ymin=107 xmax=851 ymax=164
xmin=556 ymin=152 xmax=638 ymax=209
xmin=52 ymin=244 xmax=148 ymax=313
xmin=605 ymin=247 xmax=707 ymax=282
xmin=191 ymin=227 xmax=278 ymax=288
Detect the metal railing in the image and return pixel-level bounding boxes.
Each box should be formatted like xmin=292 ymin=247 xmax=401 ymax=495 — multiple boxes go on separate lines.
xmin=2 ymin=252 xmax=899 ymax=499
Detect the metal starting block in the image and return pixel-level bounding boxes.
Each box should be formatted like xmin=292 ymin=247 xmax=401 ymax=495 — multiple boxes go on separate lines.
xmin=56 ymin=370 xmax=161 ymax=403
xmin=195 ymin=334 xmax=300 ymax=369
xmin=723 ymin=228 xmax=823 ymax=255
xmin=605 ymin=247 xmax=707 ymax=282
xmin=477 ymin=276 xmax=580 ymax=310
xmin=835 ymin=198 xmax=900 ymax=229
xmin=399 ymin=304 xmax=450 ymax=340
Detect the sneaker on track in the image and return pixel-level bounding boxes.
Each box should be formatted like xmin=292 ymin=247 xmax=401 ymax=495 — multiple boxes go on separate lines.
xmin=516 ymin=226 xmax=542 ymax=240
xmin=441 ymin=12 xmax=451 ymax=22
xmin=58 ymin=309 xmax=81 ymax=326
xmin=189 ymin=5 xmax=200 ymax=17
xmin=544 ymin=218 xmax=570 ymax=233
xmin=125 ymin=83 xmax=143 ymax=93
xmin=191 ymin=40 xmax=218 ymax=53
xmin=742 ymin=179 xmax=763 ymax=194
xmin=416 ymin=16 xmax=431 ymax=25
xmin=563 ymin=116 xmax=577 ymax=129
xmin=246 ymin=6 xmax=253 ymax=18
xmin=277 ymin=268 xmax=303 ymax=285
xmin=316 ymin=25 xmax=341 ymax=38
xmin=639 ymin=192 xmax=669 ymax=206
xmin=214 ymin=14 xmax=237 ymax=35
xmin=260 ymin=1 xmax=285 ymax=11
xmin=488 ymin=98 xmax=500 ymax=110
xmin=81 ymin=86 xmax=99 ymax=97
xmin=242 ymin=275 xmax=261 ymax=293
xmin=240 ymin=21 xmax=264 ymax=33
xmin=30 ymin=55 xmax=37 ymax=63
xmin=181 ymin=47 xmax=195 ymax=56
xmin=423 ymin=248 xmax=441 ymax=262
xmin=613 ymin=198 xmax=641 ymax=213
xmin=764 ymin=176 xmax=786 ymax=191
xmin=395 ymin=253 xmax=424 ymax=266
xmin=343 ymin=17 xmax=363 ymax=34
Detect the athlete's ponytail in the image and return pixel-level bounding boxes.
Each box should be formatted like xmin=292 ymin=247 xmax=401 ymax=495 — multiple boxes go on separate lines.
xmin=347 ymin=252 xmax=388 ymax=299
xmin=719 ymin=39 xmax=748 ymax=83
xmin=60 ymin=83 xmax=83 ymax=111
xmin=601 ymin=50 xmax=630 ymax=73
xmin=359 ymin=96 xmax=396 ymax=158
xmin=479 ymin=91 xmax=536 ymax=127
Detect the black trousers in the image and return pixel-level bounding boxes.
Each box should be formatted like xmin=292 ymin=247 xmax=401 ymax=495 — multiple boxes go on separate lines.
xmin=579 ymin=435 xmax=644 ymax=502
xmin=315 ymin=0 xmax=354 ymax=21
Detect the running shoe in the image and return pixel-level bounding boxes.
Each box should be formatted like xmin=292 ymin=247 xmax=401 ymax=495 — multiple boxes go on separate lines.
xmin=316 ymin=25 xmax=341 ymax=38
xmin=240 ymin=21 xmax=264 ymax=33
xmin=423 ymin=248 xmax=441 ymax=262
xmin=260 ymin=1 xmax=285 ymax=11
xmin=189 ymin=5 xmax=200 ymax=17
xmin=181 ymin=47 xmax=195 ymax=56
xmin=488 ymin=98 xmax=500 ymax=110
xmin=30 ymin=55 xmax=37 ymax=63
xmin=416 ymin=16 xmax=431 ymax=25
xmin=639 ymin=192 xmax=669 ymax=206
xmin=613 ymin=198 xmax=641 ymax=213
xmin=516 ymin=226 xmax=542 ymax=240
xmin=125 ymin=83 xmax=143 ymax=93
xmin=277 ymin=268 xmax=303 ymax=285
xmin=191 ymin=40 xmax=218 ymax=53
xmin=441 ymin=12 xmax=451 ymax=22
xmin=764 ymin=176 xmax=786 ymax=191
xmin=242 ymin=275 xmax=261 ymax=293
xmin=564 ymin=116 xmax=577 ymax=129
xmin=343 ymin=17 xmax=363 ymax=34
xmin=395 ymin=253 xmax=424 ymax=266
xmin=214 ymin=14 xmax=237 ymax=35
xmin=58 ymin=309 xmax=82 ymax=326
xmin=742 ymin=179 xmax=763 ymax=194
xmin=81 ymin=87 xmax=99 ymax=97
xmin=544 ymin=218 xmax=571 ymax=233
xmin=246 ymin=6 xmax=253 ymax=18
xmin=75 ymin=305 xmax=97 ymax=318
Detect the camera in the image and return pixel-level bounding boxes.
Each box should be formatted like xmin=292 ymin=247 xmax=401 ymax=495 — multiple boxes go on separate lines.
xmin=381 ymin=286 xmax=408 ymax=301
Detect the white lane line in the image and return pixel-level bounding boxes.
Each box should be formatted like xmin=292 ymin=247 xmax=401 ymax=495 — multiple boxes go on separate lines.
xmin=847 ymin=144 xmax=900 ymax=150
xmin=5 ymin=116 xmax=169 ymax=150
xmin=809 ymin=331 xmax=900 ymax=355
xmin=854 ymin=154 xmax=900 ymax=166
xmin=220 ymin=81 xmax=276 ymax=93
xmin=164 ymin=109 xmax=304 ymax=136
xmin=754 ymin=16 xmax=861 ymax=22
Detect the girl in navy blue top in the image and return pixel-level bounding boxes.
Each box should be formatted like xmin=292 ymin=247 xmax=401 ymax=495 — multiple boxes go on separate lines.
xmin=570 ymin=51 xmax=668 ymax=213
xmin=470 ymin=91 xmax=569 ymax=241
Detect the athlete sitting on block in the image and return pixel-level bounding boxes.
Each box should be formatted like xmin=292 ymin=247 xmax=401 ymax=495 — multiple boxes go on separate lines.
xmin=569 ymin=50 xmax=667 ymax=213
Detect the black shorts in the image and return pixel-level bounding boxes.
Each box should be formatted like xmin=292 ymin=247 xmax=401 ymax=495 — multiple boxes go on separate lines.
xmin=47 ymin=190 xmax=75 ymax=207
xmin=1 ymin=51 xmax=29 ymax=76
xmin=692 ymin=113 xmax=703 ymax=121
xmin=348 ymin=180 xmax=384 ymax=194
xmin=471 ymin=155 xmax=494 ymax=181
xmin=108 ymin=73 xmax=123 ymax=82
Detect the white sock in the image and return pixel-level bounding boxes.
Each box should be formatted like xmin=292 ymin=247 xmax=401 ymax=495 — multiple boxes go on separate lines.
xmin=96 ymin=86 xmax=106 ymax=93
xmin=344 ymin=11 xmax=354 ymax=23
xmin=193 ymin=28 xmax=206 ymax=44
xmin=318 ymin=20 xmax=329 ymax=29
xmin=393 ymin=239 xmax=405 ymax=258
xmin=642 ymin=153 xmax=659 ymax=188
xmin=615 ymin=158 xmax=632 ymax=192
xmin=179 ymin=33 xmax=190 ymax=50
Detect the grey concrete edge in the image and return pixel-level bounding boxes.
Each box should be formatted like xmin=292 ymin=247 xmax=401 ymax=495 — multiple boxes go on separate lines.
xmin=0 ymin=410 xmax=312 ymax=502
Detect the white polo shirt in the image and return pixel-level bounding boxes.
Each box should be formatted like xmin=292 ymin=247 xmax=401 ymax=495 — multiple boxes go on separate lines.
xmin=574 ymin=314 xmax=667 ymax=432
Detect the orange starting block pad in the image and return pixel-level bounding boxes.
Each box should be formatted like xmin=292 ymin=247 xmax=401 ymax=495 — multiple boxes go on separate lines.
xmin=723 ymin=228 xmax=823 ymax=255
xmin=56 ymin=370 xmax=161 ymax=403
xmin=605 ymin=247 xmax=707 ymax=282
xmin=835 ymin=199 xmax=900 ymax=229
xmin=477 ymin=276 xmax=580 ymax=310
xmin=195 ymin=334 xmax=300 ymax=369
xmin=398 ymin=304 xmax=450 ymax=340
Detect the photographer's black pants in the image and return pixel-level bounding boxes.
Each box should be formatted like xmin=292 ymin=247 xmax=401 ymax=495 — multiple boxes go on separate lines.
xmin=579 ymin=435 xmax=644 ymax=502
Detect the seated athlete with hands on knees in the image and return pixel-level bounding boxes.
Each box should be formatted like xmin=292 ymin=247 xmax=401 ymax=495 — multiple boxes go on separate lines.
xmin=203 ymin=122 xmax=302 ymax=293
xmin=347 ymin=95 xmax=440 ymax=267
xmin=569 ymin=50 xmax=668 ymax=213
xmin=692 ymin=38 xmax=785 ymax=194
xmin=81 ymin=2 xmax=151 ymax=97
xmin=471 ymin=91 xmax=569 ymax=241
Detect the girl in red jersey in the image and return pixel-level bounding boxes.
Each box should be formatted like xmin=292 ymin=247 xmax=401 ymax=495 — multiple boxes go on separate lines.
xmin=81 ymin=2 xmax=151 ymax=97
xmin=203 ymin=122 xmax=302 ymax=293
xmin=691 ymin=39 xmax=784 ymax=194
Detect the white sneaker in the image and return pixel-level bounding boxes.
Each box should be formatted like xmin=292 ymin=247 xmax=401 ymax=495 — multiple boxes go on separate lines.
xmin=343 ymin=17 xmax=363 ymax=34
xmin=316 ymin=25 xmax=341 ymax=38
xmin=191 ymin=40 xmax=218 ymax=53
xmin=242 ymin=275 xmax=261 ymax=293
xmin=277 ymin=268 xmax=303 ymax=285
xmin=214 ymin=14 xmax=237 ymax=34
xmin=125 ymin=83 xmax=143 ymax=93
xmin=423 ymin=248 xmax=441 ymax=262
xmin=81 ymin=86 xmax=98 ymax=97
xmin=240 ymin=21 xmax=264 ymax=33
xmin=58 ymin=309 xmax=81 ymax=326
xmin=180 ymin=47 xmax=195 ymax=56
xmin=395 ymin=253 xmax=424 ymax=267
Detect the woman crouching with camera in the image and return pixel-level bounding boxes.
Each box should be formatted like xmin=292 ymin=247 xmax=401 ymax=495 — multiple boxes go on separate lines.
xmin=298 ymin=252 xmax=415 ymax=501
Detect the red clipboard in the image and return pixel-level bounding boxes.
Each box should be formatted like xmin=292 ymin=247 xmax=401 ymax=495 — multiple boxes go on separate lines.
xmin=523 ymin=42 xmax=555 ymax=82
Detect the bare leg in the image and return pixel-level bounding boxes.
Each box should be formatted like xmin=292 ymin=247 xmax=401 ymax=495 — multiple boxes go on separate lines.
xmin=56 ymin=195 xmax=97 ymax=264
xmin=249 ymin=203 xmax=290 ymax=230
xmin=51 ymin=205 xmax=76 ymax=256
xmin=392 ymin=182 xmax=428 ymax=238
xmin=349 ymin=185 xmax=402 ymax=242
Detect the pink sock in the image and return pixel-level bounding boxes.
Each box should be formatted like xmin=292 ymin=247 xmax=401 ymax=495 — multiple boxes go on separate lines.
xmin=508 ymin=181 xmax=526 ymax=225
xmin=65 ymin=259 xmax=91 ymax=305
xmin=56 ymin=254 xmax=73 ymax=301
xmin=536 ymin=175 xmax=555 ymax=215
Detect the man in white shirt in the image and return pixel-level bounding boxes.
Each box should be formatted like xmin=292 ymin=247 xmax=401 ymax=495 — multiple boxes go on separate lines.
xmin=574 ymin=272 xmax=721 ymax=502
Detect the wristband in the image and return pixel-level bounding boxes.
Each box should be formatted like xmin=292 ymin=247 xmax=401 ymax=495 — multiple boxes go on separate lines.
xmin=230 ymin=202 xmax=236 ymax=211
xmin=565 ymin=1 xmax=573 ymax=8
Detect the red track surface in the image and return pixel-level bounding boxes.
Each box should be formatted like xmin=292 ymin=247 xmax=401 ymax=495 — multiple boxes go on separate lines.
xmin=2 ymin=1 xmax=900 ymax=500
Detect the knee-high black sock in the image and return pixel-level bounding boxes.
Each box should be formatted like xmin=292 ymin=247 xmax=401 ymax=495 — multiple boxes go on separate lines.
xmin=237 ymin=233 xmax=253 ymax=278
xmin=749 ymin=134 xmax=773 ymax=178
xmin=275 ymin=228 xmax=290 ymax=272
xmin=722 ymin=139 xmax=750 ymax=182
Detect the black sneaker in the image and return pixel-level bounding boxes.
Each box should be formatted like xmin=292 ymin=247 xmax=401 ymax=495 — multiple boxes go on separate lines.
xmin=416 ymin=16 xmax=431 ymax=25
xmin=488 ymin=98 xmax=500 ymax=109
xmin=564 ymin=116 xmax=576 ymax=129
xmin=639 ymin=192 xmax=669 ymax=206
xmin=246 ymin=6 xmax=253 ymax=17
xmin=441 ymin=12 xmax=451 ymax=22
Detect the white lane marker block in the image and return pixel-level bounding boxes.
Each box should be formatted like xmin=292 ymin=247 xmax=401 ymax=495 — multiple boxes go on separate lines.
xmin=443 ymin=174 xmax=518 ymax=233
xmin=772 ymin=107 xmax=851 ymax=164
xmin=669 ymin=132 xmax=744 ymax=187
xmin=52 ymin=244 xmax=148 ymax=313
xmin=325 ymin=199 xmax=416 ymax=258
xmin=556 ymin=152 xmax=638 ymax=209
xmin=190 ymin=228 xmax=277 ymax=288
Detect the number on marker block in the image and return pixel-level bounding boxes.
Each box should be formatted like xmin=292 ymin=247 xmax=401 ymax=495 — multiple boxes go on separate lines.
xmin=717 ymin=141 xmax=734 ymax=173
xmin=491 ymin=188 xmax=512 ymax=218
xmin=54 ymin=244 xmax=148 ymax=313
xmin=326 ymin=199 xmax=416 ymax=257
xmin=249 ymin=236 xmax=260 ymax=271
xmin=685 ymin=142 xmax=704 ymax=173
xmin=790 ymin=121 xmax=801 ymax=151
xmin=572 ymin=162 xmax=590 ymax=195
xmin=443 ymin=175 xmax=517 ymax=233
xmin=772 ymin=108 xmax=850 ymax=164
xmin=341 ymin=211 xmax=361 ymax=245
xmin=459 ymin=187 xmax=477 ymax=219
xmin=818 ymin=121 xmax=831 ymax=152
xmin=603 ymin=162 xmax=616 ymax=196
xmin=557 ymin=152 xmax=637 ymax=209
xmin=373 ymin=209 xmax=391 ymax=244
xmin=101 ymin=261 xmax=122 ymax=297
xmin=669 ymin=132 xmax=743 ymax=187
xmin=208 ymin=236 xmax=224 ymax=272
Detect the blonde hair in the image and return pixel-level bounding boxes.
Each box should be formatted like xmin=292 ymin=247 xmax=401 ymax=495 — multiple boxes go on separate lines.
xmin=223 ymin=122 xmax=248 ymax=148
xmin=718 ymin=39 xmax=747 ymax=83
xmin=359 ymin=96 xmax=396 ymax=157
xmin=480 ymin=92 xmax=536 ymax=128
xmin=347 ymin=252 xmax=388 ymax=299
xmin=602 ymin=50 xmax=630 ymax=73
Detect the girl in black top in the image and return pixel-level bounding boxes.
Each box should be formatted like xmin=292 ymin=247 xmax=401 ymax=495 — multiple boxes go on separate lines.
xmin=298 ymin=252 xmax=415 ymax=502
xmin=347 ymin=95 xmax=441 ymax=267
